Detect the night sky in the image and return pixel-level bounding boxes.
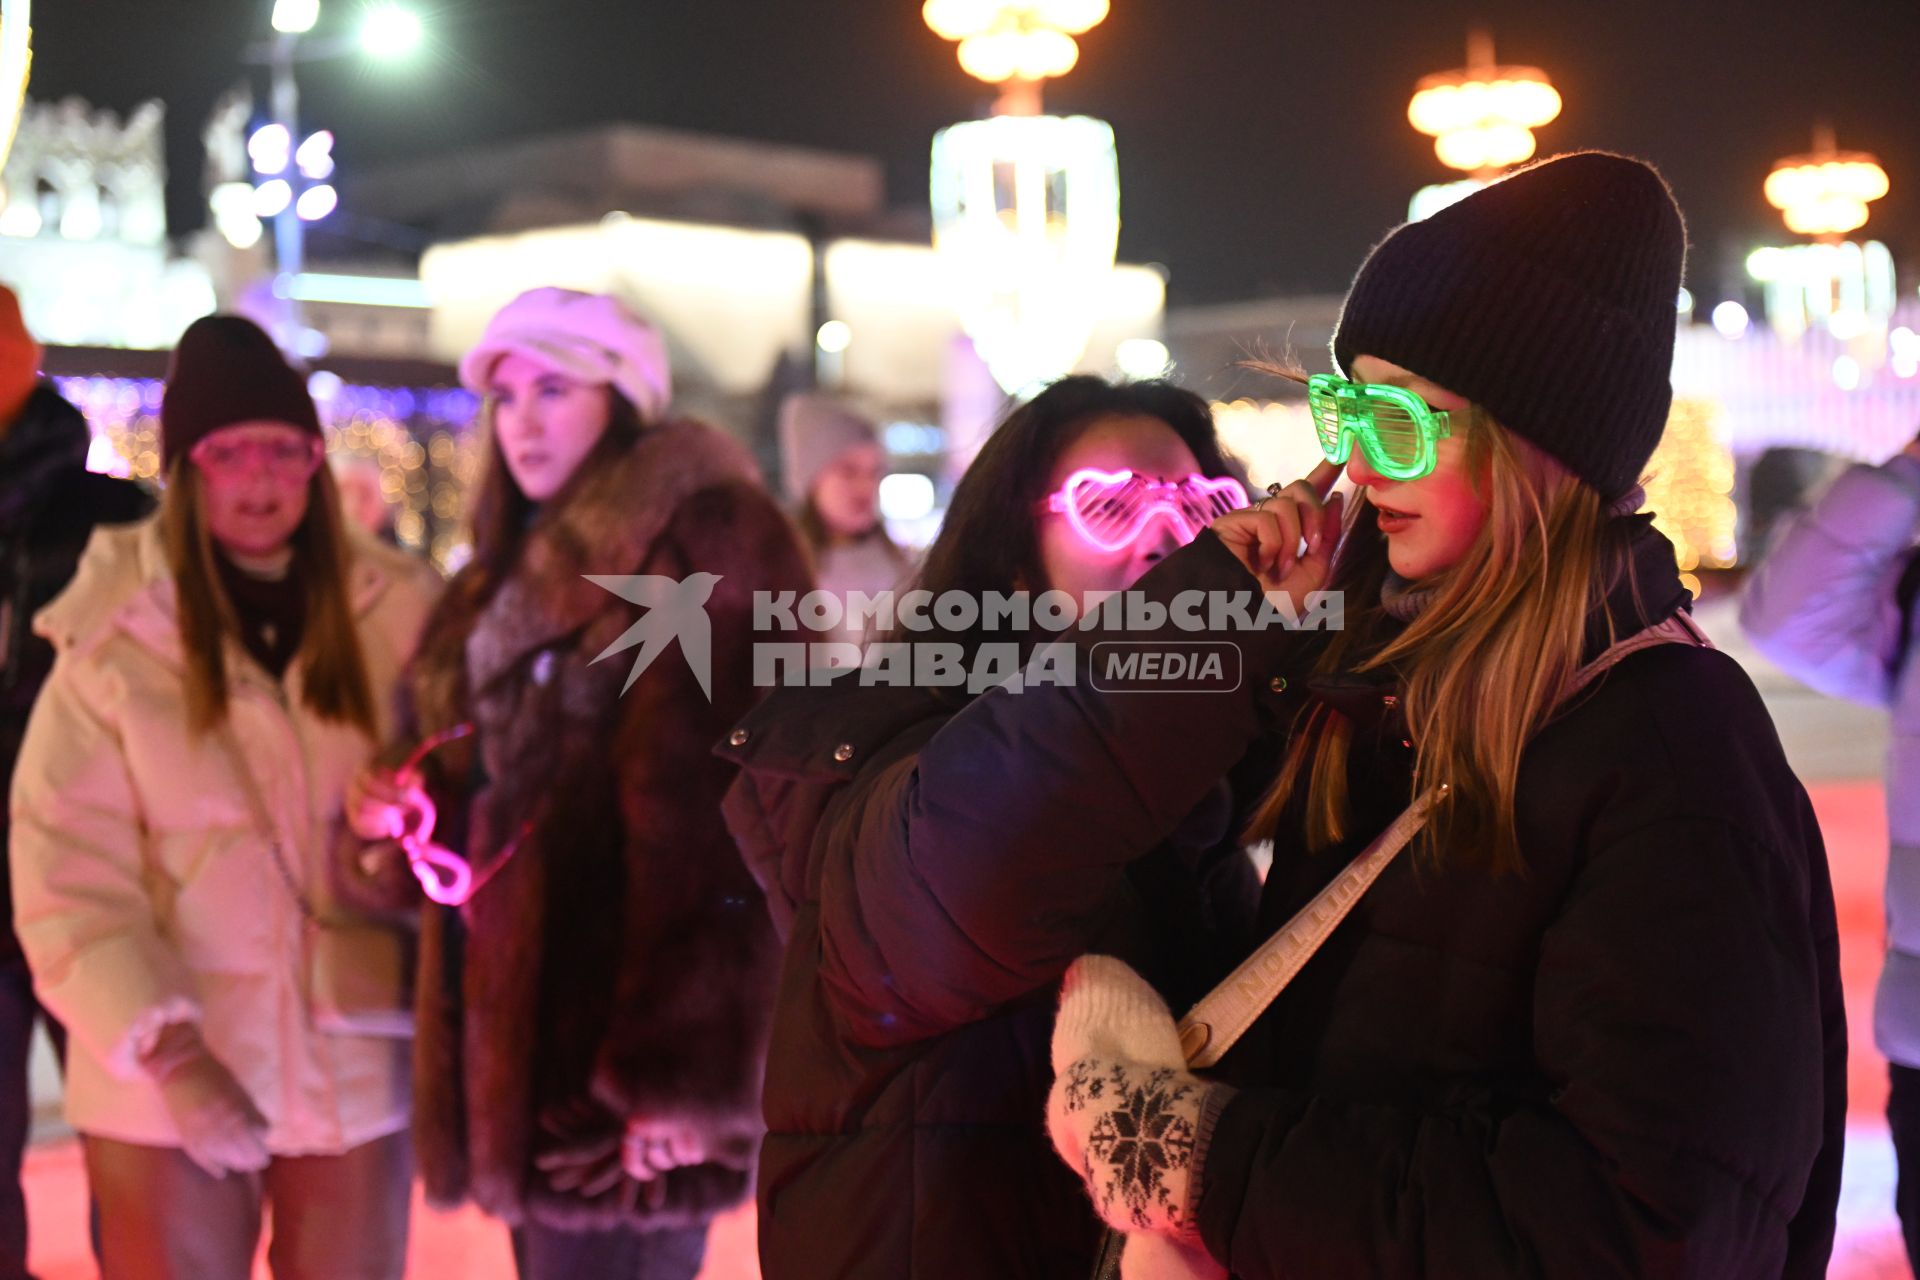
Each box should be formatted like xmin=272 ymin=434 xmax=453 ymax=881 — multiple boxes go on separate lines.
xmin=36 ymin=0 xmax=1920 ymax=305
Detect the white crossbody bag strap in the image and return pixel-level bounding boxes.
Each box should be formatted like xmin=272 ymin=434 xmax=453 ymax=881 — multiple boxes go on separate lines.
xmin=1174 ymin=612 xmax=1712 ymax=1069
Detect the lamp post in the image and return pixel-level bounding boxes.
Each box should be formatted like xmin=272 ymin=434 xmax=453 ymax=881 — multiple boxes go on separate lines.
xmin=924 ymin=0 xmax=1120 ymax=397
xmin=244 ymin=0 xmax=422 ymax=350
xmin=1746 ymin=127 xmax=1895 ymax=347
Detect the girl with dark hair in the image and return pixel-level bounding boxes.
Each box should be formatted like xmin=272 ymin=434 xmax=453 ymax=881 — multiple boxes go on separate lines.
xmin=1039 ymin=153 xmax=1843 ymax=1279
xmin=342 ymin=288 xmax=810 ymax=1280
xmin=720 ymin=375 xmax=1263 ymax=1278
xmin=10 ymin=315 xmax=441 ymax=1279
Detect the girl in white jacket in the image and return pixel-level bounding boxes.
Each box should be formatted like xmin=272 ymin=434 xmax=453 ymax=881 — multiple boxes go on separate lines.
xmin=8 ymin=316 xmax=440 ymax=1280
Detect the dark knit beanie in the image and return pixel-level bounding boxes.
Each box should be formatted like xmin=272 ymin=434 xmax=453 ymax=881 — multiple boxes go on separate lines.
xmin=161 ymin=315 xmax=323 ymax=465
xmin=1332 ymin=151 xmax=1686 ymax=500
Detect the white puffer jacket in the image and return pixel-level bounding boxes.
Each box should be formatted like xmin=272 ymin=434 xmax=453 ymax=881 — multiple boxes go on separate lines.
xmin=8 ymin=515 xmax=440 ymax=1155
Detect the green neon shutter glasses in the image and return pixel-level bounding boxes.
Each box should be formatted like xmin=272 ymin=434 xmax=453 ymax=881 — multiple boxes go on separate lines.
xmin=1307 ymin=374 xmax=1453 ymax=482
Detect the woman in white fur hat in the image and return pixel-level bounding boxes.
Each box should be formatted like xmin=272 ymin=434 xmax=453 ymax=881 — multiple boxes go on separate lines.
xmin=343 ymin=288 xmax=811 ymax=1280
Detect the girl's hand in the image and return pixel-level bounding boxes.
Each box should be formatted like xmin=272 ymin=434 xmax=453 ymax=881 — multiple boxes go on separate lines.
xmin=1209 ymin=460 xmax=1346 ymax=605
xmin=1047 ymin=957 xmax=1215 ymax=1242
xmin=535 ymin=1098 xmax=626 ymax=1199
xmin=622 ymin=1117 xmax=707 ymax=1182
xmin=345 ymin=766 xmax=424 ymax=842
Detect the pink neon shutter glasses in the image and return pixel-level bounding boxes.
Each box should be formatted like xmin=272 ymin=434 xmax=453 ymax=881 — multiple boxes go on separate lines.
xmin=392 ymin=723 xmax=530 ymax=907
xmin=1041 ymin=469 xmax=1250 ymax=552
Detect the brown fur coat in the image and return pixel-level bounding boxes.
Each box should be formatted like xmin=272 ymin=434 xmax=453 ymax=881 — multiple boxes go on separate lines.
xmin=388 ymin=420 xmax=810 ymax=1231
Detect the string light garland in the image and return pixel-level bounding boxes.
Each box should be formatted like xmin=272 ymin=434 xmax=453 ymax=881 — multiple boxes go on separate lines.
xmin=1643 ymin=397 xmax=1738 ymax=596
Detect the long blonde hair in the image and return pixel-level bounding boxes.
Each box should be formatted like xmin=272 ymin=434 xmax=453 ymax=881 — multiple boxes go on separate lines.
xmin=161 ymin=458 xmax=377 ymax=737
xmin=1247 ymin=409 xmax=1637 ymax=875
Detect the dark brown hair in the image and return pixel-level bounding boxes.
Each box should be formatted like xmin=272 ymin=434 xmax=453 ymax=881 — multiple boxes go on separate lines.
xmin=446 ymin=387 xmax=646 ymax=620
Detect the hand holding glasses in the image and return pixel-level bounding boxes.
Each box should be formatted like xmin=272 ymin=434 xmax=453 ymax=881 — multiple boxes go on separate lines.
xmin=1208 ymin=459 xmax=1346 ymax=603
xmin=349 ymin=723 xmax=528 ymax=907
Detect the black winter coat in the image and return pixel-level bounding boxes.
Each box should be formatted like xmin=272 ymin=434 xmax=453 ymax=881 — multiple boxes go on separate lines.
xmin=720 ymin=670 xmax=1266 ymax=1279
xmin=1193 ymin=521 xmax=1844 ymax=1279
xmin=0 ymin=386 xmax=152 ymax=965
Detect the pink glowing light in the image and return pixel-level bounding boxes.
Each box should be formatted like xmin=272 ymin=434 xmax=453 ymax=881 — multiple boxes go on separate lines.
xmin=399 ymin=786 xmax=474 ymax=906
xmin=389 ymin=723 xmax=527 ymax=907
xmin=1043 ymin=468 xmax=1249 ymax=552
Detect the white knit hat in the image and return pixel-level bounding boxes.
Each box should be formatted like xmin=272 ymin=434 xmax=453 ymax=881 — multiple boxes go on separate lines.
xmin=459 ymin=288 xmax=672 ymax=422
xmin=778 ymin=393 xmax=880 ymax=504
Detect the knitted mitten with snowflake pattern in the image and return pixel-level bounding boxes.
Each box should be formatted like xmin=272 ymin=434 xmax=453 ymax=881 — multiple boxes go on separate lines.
xmin=1046 ymin=955 xmax=1233 ymax=1249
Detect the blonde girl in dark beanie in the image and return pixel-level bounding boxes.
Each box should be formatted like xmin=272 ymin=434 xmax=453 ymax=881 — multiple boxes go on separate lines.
xmin=1014 ymin=153 xmax=1842 ymax=1278
xmin=9 ymin=315 xmax=442 ymax=1279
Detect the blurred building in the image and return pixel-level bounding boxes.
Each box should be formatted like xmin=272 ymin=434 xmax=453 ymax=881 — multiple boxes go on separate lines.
xmin=0 ymin=97 xmax=215 ymax=346
xmin=336 ymin=122 xmax=1167 ymax=471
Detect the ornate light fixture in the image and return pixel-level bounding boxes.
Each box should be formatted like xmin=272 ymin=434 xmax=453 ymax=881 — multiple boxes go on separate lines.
xmin=1765 ymin=126 xmax=1888 ymax=238
xmin=1408 ymin=30 xmax=1560 ymax=177
xmin=931 ymin=115 xmax=1119 ymax=396
xmin=924 ymin=0 xmax=1109 ymax=113
xmin=926 ymin=0 xmax=1121 ymax=396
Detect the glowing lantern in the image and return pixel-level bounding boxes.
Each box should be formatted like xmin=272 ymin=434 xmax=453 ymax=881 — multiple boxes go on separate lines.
xmin=1408 ymin=30 xmax=1560 ymax=176
xmin=1765 ymin=126 xmax=1888 ymax=238
xmin=924 ymin=0 xmax=1109 ymax=93
xmin=931 ymin=114 xmax=1120 ymax=396
xmin=926 ymin=0 xmax=1121 ymax=396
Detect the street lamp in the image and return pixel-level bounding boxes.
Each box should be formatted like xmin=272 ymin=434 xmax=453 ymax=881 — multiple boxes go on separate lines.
xmin=244 ymin=0 xmax=423 ymax=350
xmin=1765 ymin=125 xmax=1888 ymax=238
xmin=1745 ymin=128 xmax=1896 ymax=345
xmin=360 ymin=4 xmax=423 ymax=59
xmin=272 ymin=0 xmax=319 ymax=34
xmin=1408 ymin=30 xmax=1560 ymax=179
xmin=925 ymin=1 xmax=1122 ymax=397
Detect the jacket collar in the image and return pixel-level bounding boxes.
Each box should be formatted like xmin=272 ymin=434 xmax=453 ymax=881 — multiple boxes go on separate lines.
xmin=719 ymin=675 xmax=950 ymax=784
xmin=39 ymin=513 xmax=400 ymax=671
xmin=464 ymin=419 xmax=762 ymax=697
xmin=0 ymin=386 xmax=89 ymax=531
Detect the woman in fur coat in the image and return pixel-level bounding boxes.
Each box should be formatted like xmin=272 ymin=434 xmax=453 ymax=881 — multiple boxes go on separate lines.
xmin=345 ymin=288 xmax=811 ymax=1279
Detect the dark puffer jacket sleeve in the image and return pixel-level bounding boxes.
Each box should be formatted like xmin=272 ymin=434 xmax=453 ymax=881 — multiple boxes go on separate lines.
xmin=589 ymin=480 xmax=814 ymax=1126
xmin=813 ymin=532 xmax=1309 ymax=1047
xmin=1196 ymin=669 xmax=1844 ymax=1278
